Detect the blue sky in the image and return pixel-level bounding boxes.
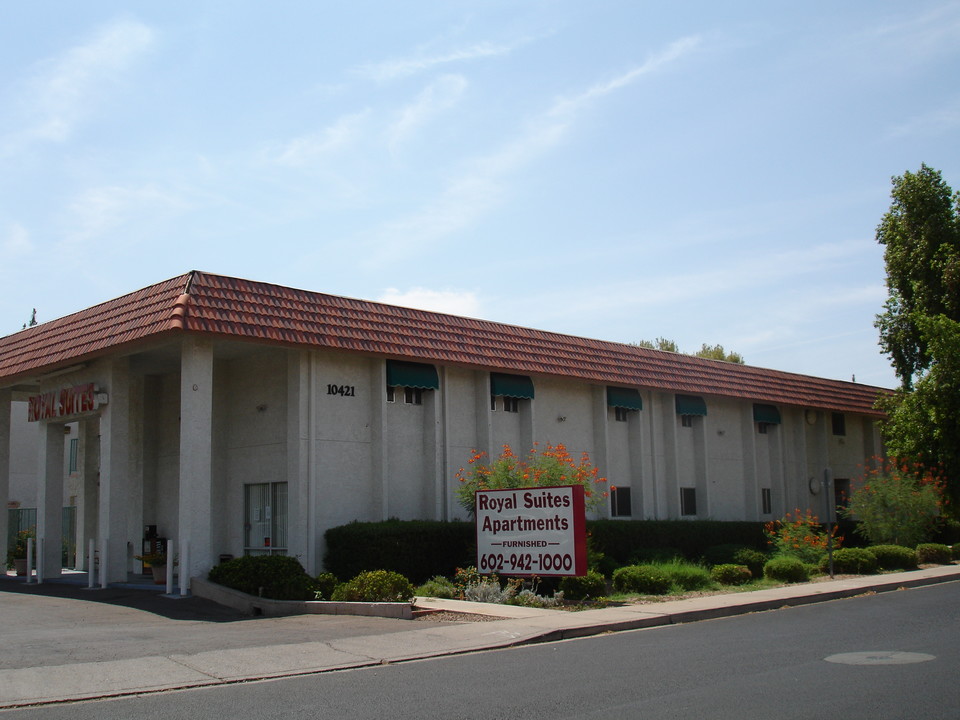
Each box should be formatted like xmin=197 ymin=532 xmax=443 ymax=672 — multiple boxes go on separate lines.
xmin=2 ymin=2 xmax=958 ymax=389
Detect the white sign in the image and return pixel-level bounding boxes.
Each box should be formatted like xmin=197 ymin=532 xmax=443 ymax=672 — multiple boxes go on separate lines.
xmin=475 ymin=484 xmax=587 ymax=577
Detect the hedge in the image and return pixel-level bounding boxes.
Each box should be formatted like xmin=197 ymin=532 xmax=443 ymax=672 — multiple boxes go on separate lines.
xmin=324 ymin=519 xmax=769 ymax=582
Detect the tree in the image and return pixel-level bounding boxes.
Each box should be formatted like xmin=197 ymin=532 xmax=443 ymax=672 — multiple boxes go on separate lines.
xmin=875 ymin=165 xmax=960 ymax=506
xmin=632 ymin=338 xmax=745 ymax=363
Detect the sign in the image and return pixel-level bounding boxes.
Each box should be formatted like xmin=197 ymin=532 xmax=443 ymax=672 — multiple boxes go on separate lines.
xmin=27 ymin=383 xmax=101 ymax=422
xmin=475 ymin=484 xmax=587 ymax=577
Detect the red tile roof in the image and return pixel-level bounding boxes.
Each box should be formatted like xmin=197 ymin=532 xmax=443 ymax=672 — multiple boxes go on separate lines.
xmin=0 ymin=271 xmax=889 ymax=415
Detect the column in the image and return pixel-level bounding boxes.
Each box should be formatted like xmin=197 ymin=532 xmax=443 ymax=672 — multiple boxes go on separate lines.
xmin=0 ymin=390 xmax=11 ymax=566
xmin=37 ymin=421 xmax=65 ymax=578
xmin=179 ymin=337 xmax=214 ymax=587
xmin=287 ymin=350 xmax=313 ymax=571
xmin=77 ymin=418 xmax=99 ymax=571
xmin=99 ymin=358 xmax=131 ymax=583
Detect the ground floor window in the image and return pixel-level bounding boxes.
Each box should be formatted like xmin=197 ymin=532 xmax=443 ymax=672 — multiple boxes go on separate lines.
xmin=761 ymin=487 xmax=772 ymax=515
xmin=610 ymin=486 xmax=632 ymax=517
xmin=244 ymin=482 xmax=288 ymax=556
xmin=680 ymin=487 xmax=697 ymax=516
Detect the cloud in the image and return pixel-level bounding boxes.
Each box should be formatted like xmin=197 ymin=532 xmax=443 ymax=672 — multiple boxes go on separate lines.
xmin=387 ymin=74 xmax=468 ymax=152
xmin=363 ymin=36 xmax=702 ymax=261
xmin=377 ymin=287 xmax=482 ymax=317
xmin=8 ymin=18 xmax=154 ymax=148
xmin=272 ymin=110 xmax=370 ymax=167
xmin=357 ymin=41 xmax=518 ymax=81
xmin=62 ymin=184 xmax=187 ymax=246
xmin=2 ymin=223 xmax=32 ymax=256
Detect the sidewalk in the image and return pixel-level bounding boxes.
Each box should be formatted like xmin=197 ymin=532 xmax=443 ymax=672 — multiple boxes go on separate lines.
xmin=1 ymin=565 xmax=958 ymax=709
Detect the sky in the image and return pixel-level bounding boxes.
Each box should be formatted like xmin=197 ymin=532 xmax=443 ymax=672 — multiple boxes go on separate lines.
xmin=1 ymin=2 xmax=959 ymax=390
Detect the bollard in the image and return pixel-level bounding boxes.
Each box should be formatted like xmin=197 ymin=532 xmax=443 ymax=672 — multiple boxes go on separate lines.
xmin=87 ymin=538 xmax=96 ymax=589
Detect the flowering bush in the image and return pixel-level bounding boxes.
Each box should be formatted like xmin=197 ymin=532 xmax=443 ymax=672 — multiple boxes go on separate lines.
xmin=841 ymin=457 xmax=945 ymax=547
xmin=6 ymin=527 xmax=34 ymax=569
xmin=764 ymin=509 xmax=840 ymax=564
xmin=455 ymin=443 xmax=608 ymax=514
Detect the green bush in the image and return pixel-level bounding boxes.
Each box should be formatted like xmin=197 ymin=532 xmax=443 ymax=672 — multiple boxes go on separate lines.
xmin=953 ymin=544 xmax=960 ymax=561
xmin=415 ymin=575 xmax=457 ymax=599
xmin=324 ymin=520 xmax=474 ymax=584
xmin=630 ymin=547 xmax=683 ymax=564
xmin=868 ymin=545 xmax=918 ymax=571
xmin=763 ymin=555 xmax=809 ymax=583
xmin=703 ymin=544 xmax=748 ymax=566
xmin=314 ymin=572 xmax=339 ymax=600
xmin=731 ymin=548 xmax=768 ymax=578
xmin=559 ymin=570 xmax=607 ymax=601
xmin=916 ymin=543 xmax=952 ymax=565
xmin=657 ymin=560 xmax=712 ymax=591
xmin=710 ymin=564 xmax=752 ymax=586
xmin=590 ymin=520 xmax=766 ymax=566
xmin=330 ymin=570 xmax=415 ymax=602
xmin=208 ymin=555 xmax=319 ymax=601
xmin=612 ymin=564 xmax=671 ymax=595
xmin=823 ymin=548 xmax=878 ymax=575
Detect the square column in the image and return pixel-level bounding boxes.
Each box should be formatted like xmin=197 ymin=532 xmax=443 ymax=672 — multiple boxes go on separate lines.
xmin=99 ymin=359 xmax=131 ymax=583
xmin=0 ymin=390 xmax=11 ymax=565
xmin=179 ymin=337 xmax=214 ymax=586
xmin=37 ymin=421 xmax=65 ymax=578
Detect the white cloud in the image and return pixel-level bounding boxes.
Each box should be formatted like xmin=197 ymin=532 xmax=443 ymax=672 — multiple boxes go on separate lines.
xmin=273 ymin=110 xmax=370 ymax=167
xmin=358 ymin=41 xmax=518 ymax=82
xmin=377 ymin=287 xmax=482 ymax=317
xmin=2 ymin=223 xmax=32 ymax=256
xmin=11 ymin=18 xmax=154 ymax=147
xmin=366 ymin=36 xmax=701 ymax=261
xmin=387 ymin=74 xmax=468 ymax=152
xmin=62 ymin=184 xmax=187 ymax=246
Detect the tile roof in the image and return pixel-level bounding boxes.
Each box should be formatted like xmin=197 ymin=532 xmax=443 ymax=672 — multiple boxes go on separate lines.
xmin=0 ymin=270 xmax=889 ymax=415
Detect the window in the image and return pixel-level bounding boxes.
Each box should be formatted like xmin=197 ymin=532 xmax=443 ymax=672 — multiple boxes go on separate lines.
xmin=244 ymin=482 xmax=288 ymax=556
xmin=832 ymin=412 xmax=846 ymax=436
xmin=610 ymin=486 xmax=632 ymax=517
xmin=403 ymin=387 xmax=423 ymax=405
xmin=681 ymin=415 xmax=694 ymax=428
xmin=761 ymin=487 xmax=772 ymax=515
xmin=386 ymin=386 xmax=396 ymax=403
xmin=680 ymin=487 xmax=697 ymax=516
xmin=614 ymin=407 xmax=631 ymax=422
xmin=753 ymin=404 xmax=781 ymax=433
xmin=490 ymin=372 xmax=533 ymax=413
xmin=502 ymin=396 xmax=519 ymax=413
xmin=758 ymin=422 xmax=770 ymax=434
xmin=68 ymin=438 xmax=79 ymax=473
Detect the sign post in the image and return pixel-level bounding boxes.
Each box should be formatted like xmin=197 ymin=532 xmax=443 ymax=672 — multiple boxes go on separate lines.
xmin=475 ymin=484 xmax=587 ymax=577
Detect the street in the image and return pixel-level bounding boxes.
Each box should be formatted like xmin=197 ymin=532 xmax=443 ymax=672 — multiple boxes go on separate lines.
xmin=4 ymin=581 xmax=958 ymax=719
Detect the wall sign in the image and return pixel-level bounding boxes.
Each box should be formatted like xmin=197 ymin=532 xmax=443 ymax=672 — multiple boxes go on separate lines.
xmin=27 ymin=383 xmax=104 ymax=422
xmin=475 ymin=484 xmax=587 ymax=577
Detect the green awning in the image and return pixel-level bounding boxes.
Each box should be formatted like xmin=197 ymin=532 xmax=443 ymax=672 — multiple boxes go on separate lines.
xmin=753 ymin=403 xmax=781 ymax=424
xmin=675 ymin=394 xmax=707 ymax=416
xmin=607 ymin=387 xmax=643 ymax=410
xmin=385 ymin=360 xmax=439 ymax=390
xmin=490 ymin=372 xmax=535 ymax=399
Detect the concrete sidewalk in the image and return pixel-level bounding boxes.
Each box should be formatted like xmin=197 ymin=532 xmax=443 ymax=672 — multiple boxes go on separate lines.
xmin=1 ymin=565 xmax=958 ymax=709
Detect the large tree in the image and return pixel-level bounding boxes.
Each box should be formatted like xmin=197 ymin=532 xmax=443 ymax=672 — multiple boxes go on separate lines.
xmin=875 ymin=164 xmax=960 ymax=504
xmin=633 ymin=338 xmax=745 ymax=364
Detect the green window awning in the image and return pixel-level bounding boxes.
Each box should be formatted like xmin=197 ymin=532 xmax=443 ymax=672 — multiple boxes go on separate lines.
xmin=385 ymin=360 xmax=439 ymax=390
xmin=753 ymin=403 xmax=781 ymax=424
xmin=490 ymin=372 xmax=535 ymax=399
xmin=607 ymin=387 xmax=643 ymax=410
xmin=675 ymin=394 xmax=707 ymax=416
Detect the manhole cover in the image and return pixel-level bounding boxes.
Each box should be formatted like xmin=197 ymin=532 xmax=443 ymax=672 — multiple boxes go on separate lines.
xmin=825 ymin=651 xmax=935 ymax=666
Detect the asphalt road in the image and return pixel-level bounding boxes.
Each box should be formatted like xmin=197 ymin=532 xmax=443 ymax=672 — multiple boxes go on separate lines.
xmin=4 ymin=580 xmax=957 ymax=719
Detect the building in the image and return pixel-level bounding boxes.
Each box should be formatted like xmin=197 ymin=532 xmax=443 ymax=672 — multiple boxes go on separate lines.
xmin=0 ymin=271 xmax=886 ymax=585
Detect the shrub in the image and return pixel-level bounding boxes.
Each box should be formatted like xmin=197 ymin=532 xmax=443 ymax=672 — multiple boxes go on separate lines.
xmin=731 ymin=548 xmax=768 ymax=578
xmin=587 ymin=520 xmax=767 ymax=567
xmin=414 ymin=575 xmax=457 ymax=599
xmin=657 ymin=560 xmax=712 ymax=591
xmin=954 ymin=544 xmax=960 ymax=562
xmin=612 ymin=564 xmax=671 ymax=595
xmin=330 ymin=570 xmax=414 ymax=602
xmin=507 ymin=589 xmax=563 ymax=608
xmin=558 ymin=570 xmax=607 ymax=601
xmin=314 ymin=572 xmax=339 ymax=600
xmin=463 ymin=578 xmax=515 ymax=604
xmin=703 ymin=544 xmax=749 ymax=566
xmin=764 ymin=509 xmax=839 ymax=564
xmin=763 ymin=555 xmax=809 ymax=583
xmin=710 ymin=564 xmax=752 ymax=585
xmin=916 ymin=543 xmax=952 ymax=565
xmin=841 ymin=457 xmax=945 ymax=547
xmin=630 ymin=547 xmax=684 ymax=564
xmin=868 ymin=545 xmax=918 ymax=571
xmin=208 ymin=555 xmax=319 ymax=601
xmin=823 ymin=548 xmax=878 ymax=575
